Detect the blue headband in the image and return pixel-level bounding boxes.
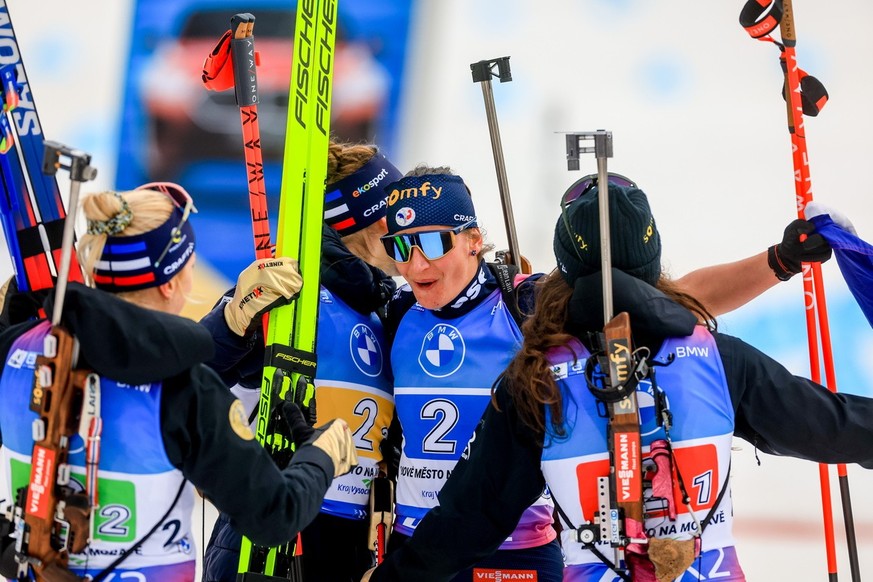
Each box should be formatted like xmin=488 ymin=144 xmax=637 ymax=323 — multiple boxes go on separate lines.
xmin=385 ymin=174 xmax=478 ymax=235
xmin=93 ymin=207 xmax=196 ymax=292
xmin=324 ymin=153 xmax=403 ymax=236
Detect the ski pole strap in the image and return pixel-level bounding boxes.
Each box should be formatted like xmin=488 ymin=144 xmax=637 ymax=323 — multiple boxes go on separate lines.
xmin=779 ymin=60 xmax=829 ymax=117
xmin=264 ymin=345 xmax=317 ymax=377
xmin=739 ymin=0 xmax=783 ymax=38
xmin=201 ymin=30 xmax=235 ymax=92
xmin=739 ymin=4 xmax=830 ymax=118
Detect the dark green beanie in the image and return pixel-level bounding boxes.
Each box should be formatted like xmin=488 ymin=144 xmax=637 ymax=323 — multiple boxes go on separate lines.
xmin=553 ymin=183 xmax=661 ymax=286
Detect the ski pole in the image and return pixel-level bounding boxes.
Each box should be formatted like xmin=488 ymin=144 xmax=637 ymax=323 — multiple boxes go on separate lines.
xmin=739 ymin=1 xmax=860 ymax=579
xmin=470 ymin=57 xmax=529 ymax=273
xmin=229 ymin=14 xmax=272 ymax=262
xmin=780 ymin=4 xmax=860 ymax=578
xmin=228 ymin=14 xmax=276 ymax=342
xmin=40 ymin=142 xmax=97 ymax=324
xmin=201 ymin=13 xmax=272 ymax=261
xmin=202 ymin=15 xmax=275 ymax=333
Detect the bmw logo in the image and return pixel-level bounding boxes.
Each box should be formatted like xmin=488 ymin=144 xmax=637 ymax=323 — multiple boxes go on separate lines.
xmin=418 ymin=324 xmax=466 ymax=378
xmin=350 ymin=324 xmax=383 ymax=377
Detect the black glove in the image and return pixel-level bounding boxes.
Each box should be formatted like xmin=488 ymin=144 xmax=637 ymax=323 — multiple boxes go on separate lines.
xmin=768 ymin=219 xmax=832 ymax=281
xmin=281 ymin=401 xmax=315 ymax=448
xmin=281 ymin=401 xmax=357 ymax=478
xmin=0 ymin=276 xmax=46 ymax=329
xmin=378 ymin=437 xmax=401 ymax=481
xmin=0 ymin=513 xmax=16 ymax=579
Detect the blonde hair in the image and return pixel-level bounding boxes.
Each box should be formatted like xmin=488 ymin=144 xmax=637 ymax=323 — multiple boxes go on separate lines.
xmin=326 ymin=140 xmax=378 ymax=185
xmin=77 ymin=189 xmax=174 ymax=289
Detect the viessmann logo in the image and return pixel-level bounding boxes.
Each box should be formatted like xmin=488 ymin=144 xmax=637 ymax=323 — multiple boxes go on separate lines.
xmin=26 ymin=445 xmax=56 ymax=519
xmin=472 ymin=570 xmax=537 ymax=580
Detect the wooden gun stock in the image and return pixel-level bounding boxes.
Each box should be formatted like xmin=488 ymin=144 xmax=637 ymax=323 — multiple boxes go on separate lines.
xmin=603 ymin=312 xmax=645 ymax=541
xmin=19 ymin=325 xmax=90 ymax=582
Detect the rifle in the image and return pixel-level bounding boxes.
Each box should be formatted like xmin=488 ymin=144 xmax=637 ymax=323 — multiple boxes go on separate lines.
xmin=9 ymin=143 xmax=97 ymax=582
xmin=568 ymin=133 xmax=702 ymax=581
xmin=470 ymin=57 xmax=530 ymax=274
xmin=567 ymin=132 xmax=645 ymax=578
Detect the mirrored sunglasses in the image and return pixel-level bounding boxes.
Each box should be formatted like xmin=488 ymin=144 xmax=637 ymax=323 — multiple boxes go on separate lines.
xmin=136 ymin=181 xmax=198 ymax=267
xmin=381 ymin=220 xmax=476 ymax=263
xmin=561 ymin=172 xmax=637 ymax=207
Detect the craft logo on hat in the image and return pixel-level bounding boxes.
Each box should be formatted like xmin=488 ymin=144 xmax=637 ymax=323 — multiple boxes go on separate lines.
xmin=350 ymin=323 xmax=383 ymax=377
xmin=395 ymin=207 xmax=415 ymax=227
xmin=418 ymin=323 xmax=466 ymax=378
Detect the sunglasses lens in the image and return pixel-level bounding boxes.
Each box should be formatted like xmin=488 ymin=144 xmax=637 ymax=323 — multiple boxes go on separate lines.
xmin=382 ymin=236 xmax=410 ymax=262
xmin=562 ymin=178 xmax=595 ymax=205
xmin=561 ymin=173 xmax=637 ymax=206
xmin=417 ymin=231 xmax=455 ymax=261
xmin=382 ymin=230 xmax=457 ymax=263
xmin=606 ymin=174 xmax=636 ymax=188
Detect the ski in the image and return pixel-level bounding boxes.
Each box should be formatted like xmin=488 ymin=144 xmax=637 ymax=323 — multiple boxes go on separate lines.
xmin=0 ymin=1 xmax=83 ymax=293
xmin=237 ymin=0 xmax=338 ymax=579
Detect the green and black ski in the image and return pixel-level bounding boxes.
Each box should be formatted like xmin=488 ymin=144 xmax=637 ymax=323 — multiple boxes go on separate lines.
xmin=237 ymin=0 xmax=338 ymax=579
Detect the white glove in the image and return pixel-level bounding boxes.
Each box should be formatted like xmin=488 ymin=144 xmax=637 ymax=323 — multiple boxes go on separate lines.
xmin=309 ymin=419 xmax=358 ymax=478
xmin=224 ymin=257 xmax=303 ymax=336
xmin=805 ymin=201 xmax=857 ymax=236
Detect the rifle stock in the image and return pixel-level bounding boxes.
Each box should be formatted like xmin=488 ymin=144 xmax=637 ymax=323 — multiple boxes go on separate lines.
xmin=601 ymin=312 xmax=646 ymax=552
xmin=17 ymin=325 xmax=90 ymax=582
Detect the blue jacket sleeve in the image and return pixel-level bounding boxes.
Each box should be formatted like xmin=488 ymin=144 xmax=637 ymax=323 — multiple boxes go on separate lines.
xmin=199 ymin=289 xmax=265 ymax=389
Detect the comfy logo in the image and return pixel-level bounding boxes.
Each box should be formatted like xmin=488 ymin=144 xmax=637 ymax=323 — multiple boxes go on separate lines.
xmin=387 ymin=181 xmax=442 ymax=206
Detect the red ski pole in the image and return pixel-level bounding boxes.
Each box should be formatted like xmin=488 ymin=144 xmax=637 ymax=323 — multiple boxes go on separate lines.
xmin=202 ymin=13 xmax=273 ymax=332
xmin=201 ymin=15 xmax=305 ymax=578
xmin=740 ymin=1 xmax=860 ymax=579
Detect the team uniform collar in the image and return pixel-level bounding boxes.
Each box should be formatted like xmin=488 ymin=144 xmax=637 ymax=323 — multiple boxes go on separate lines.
xmin=431 ymin=261 xmax=498 ymax=320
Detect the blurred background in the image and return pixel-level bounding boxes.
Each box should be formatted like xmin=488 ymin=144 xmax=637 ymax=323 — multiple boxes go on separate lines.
xmin=2 ymin=0 xmax=872 ymax=579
